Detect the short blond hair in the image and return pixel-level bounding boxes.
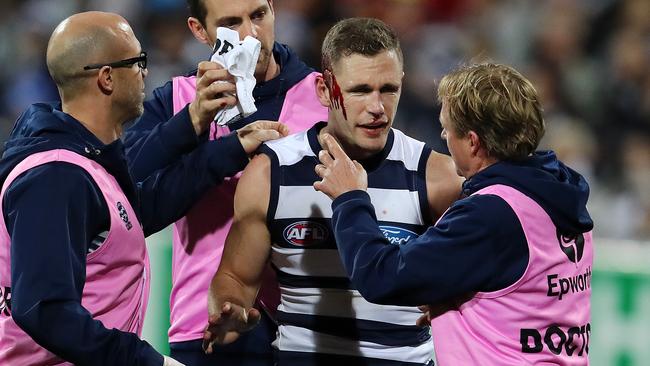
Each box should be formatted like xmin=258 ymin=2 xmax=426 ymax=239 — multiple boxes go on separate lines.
xmin=438 ymin=63 xmax=545 ymax=161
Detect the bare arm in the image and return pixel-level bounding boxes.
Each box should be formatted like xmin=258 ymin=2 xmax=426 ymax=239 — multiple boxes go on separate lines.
xmin=425 ymin=151 xmax=464 ymax=222
xmin=203 ymin=154 xmax=273 ymax=351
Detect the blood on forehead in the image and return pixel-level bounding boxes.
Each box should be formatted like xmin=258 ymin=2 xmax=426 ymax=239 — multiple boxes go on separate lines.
xmin=324 ymin=69 xmax=347 ymax=120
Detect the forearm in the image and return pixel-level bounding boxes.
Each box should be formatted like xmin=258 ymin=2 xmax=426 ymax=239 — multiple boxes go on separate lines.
xmin=331 ymin=190 xmax=419 ymax=305
xmin=12 ymin=300 xmax=162 ymax=366
xmin=332 ymin=191 xmax=530 ymax=306
xmin=139 ymin=132 xmax=248 ymax=235
xmin=209 ymin=270 xmax=260 ymax=311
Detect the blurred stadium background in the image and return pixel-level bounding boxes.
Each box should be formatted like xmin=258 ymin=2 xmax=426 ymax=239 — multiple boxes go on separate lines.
xmin=0 ymin=0 xmax=648 ymax=364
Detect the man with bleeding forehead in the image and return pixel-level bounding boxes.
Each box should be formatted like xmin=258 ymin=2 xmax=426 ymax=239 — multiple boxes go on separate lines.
xmin=203 ymin=18 xmax=461 ymax=365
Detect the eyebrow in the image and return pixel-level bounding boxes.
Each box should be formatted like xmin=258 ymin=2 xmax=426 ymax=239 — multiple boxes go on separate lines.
xmin=215 ymin=5 xmax=269 ymax=26
xmin=346 ymin=83 xmax=401 ymax=93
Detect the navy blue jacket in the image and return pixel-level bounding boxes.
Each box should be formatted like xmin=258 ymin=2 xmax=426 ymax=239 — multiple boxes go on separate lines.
xmin=330 ymin=152 xmax=593 ymax=306
xmin=123 ymin=43 xmax=316 ymax=181
xmin=0 ymin=102 xmax=248 ymax=365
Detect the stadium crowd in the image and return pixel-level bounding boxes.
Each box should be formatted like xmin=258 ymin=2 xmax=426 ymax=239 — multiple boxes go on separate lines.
xmin=0 ymin=0 xmax=648 ymax=239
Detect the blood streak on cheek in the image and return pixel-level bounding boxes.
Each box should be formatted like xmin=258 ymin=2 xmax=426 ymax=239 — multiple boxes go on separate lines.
xmin=325 ymin=70 xmax=347 ymax=120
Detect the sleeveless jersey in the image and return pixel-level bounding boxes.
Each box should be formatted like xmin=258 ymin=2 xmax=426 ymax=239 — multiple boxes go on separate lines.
xmin=0 ymin=149 xmax=150 ymax=365
xmin=430 ymin=184 xmax=593 ymax=365
xmin=168 ymin=72 xmax=327 ymax=342
xmin=262 ymin=123 xmax=434 ymax=364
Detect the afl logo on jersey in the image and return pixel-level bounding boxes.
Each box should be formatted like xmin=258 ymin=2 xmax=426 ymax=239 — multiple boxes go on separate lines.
xmin=380 ymin=226 xmax=417 ymax=245
xmin=283 ymin=221 xmax=328 ymax=246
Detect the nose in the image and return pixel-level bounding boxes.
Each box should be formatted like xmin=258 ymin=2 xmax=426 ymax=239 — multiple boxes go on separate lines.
xmin=239 ymin=18 xmax=258 ymax=39
xmin=367 ymin=91 xmax=385 ymax=117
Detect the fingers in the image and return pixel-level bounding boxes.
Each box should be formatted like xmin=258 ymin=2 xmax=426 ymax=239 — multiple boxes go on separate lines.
xmin=244 ymin=120 xmax=290 ymax=137
xmin=202 ymin=320 xmax=218 ymax=354
xmin=202 ymin=335 xmax=213 ymax=354
xmin=202 ymin=80 xmax=237 ymax=101
xmin=318 ymin=149 xmax=334 ymax=167
xmin=189 ymin=66 xmax=237 ymax=135
xmin=416 ymin=305 xmax=432 ymax=327
xmin=255 ymin=129 xmax=282 ymax=143
xmin=322 ymin=133 xmax=348 ymax=161
xmin=199 ymin=96 xmax=238 ymax=114
xmin=244 ymin=308 xmax=261 ymax=331
xmin=314 ymin=163 xmax=327 ymax=178
xmin=196 ymin=67 xmax=236 ymax=104
xmin=313 ymin=180 xmax=321 ymax=190
xmin=196 ymin=61 xmax=225 ymax=79
xmin=237 ymin=122 xmax=289 ymax=154
xmin=278 ymin=123 xmax=290 ymax=137
xmin=415 ymin=313 xmax=431 ymax=327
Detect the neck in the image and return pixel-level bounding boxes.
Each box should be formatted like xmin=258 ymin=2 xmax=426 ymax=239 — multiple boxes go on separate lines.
xmin=465 ymin=157 xmax=499 ymax=180
xmin=262 ymin=57 xmax=280 ymax=82
xmin=62 ymin=98 xmax=120 ymax=145
xmin=318 ymin=125 xmax=380 ymax=161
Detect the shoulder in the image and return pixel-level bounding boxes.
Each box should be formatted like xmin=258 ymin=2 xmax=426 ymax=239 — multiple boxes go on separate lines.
xmin=234 ymin=154 xmax=272 ymax=217
xmin=446 ymin=193 xmax=519 ymax=228
xmin=150 ymin=79 xmax=174 ymax=101
xmin=147 ymin=74 xmax=196 ymax=108
xmin=425 ymin=151 xmax=463 ymax=220
xmin=6 ymin=162 xmax=96 ymax=195
xmin=386 ymin=128 xmax=429 ymax=169
xmin=260 ymin=131 xmax=313 ymax=166
xmin=3 ymin=162 xmax=103 ymax=216
xmin=425 ymin=150 xmax=457 ymax=178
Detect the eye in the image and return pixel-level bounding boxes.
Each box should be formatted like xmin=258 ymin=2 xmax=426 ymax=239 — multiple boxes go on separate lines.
xmin=380 ymin=85 xmax=400 ymax=94
xmin=251 ymin=10 xmax=266 ymax=20
xmin=218 ymin=19 xmax=241 ymax=29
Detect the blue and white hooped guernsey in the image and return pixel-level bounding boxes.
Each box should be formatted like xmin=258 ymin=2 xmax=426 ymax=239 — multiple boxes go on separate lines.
xmin=260 ymin=122 xmax=434 ymax=365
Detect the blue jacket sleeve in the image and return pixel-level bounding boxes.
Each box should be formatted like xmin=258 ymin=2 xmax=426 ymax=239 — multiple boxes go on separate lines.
xmin=3 ymin=163 xmax=163 ymax=366
xmin=137 ymin=131 xmax=249 ymax=235
xmin=330 ymin=190 xmax=529 ymax=306
xmin=123 ymin=81 xmax=201 ymax=182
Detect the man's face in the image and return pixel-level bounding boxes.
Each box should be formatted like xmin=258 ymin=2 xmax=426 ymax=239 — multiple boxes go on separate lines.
xmin=201 ymin=0 xmax=275 ymax=81
xmin=324 ymin=50 xmax=403 ymax=160
xmin=113 ymin=26 xmax=148 ymax=123
xmin=440 ymin=101 xmax=470 ymax=178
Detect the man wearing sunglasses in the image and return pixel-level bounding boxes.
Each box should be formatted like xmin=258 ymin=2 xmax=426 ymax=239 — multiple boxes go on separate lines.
xmin=0 ymin=11 xmax=287 ymax=366
xmin=122 ymin=1 xmax=327 ymax=365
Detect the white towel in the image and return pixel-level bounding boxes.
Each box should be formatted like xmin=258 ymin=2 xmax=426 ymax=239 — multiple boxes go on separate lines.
xmin=210 ymin=27 xmax=261 ymax=126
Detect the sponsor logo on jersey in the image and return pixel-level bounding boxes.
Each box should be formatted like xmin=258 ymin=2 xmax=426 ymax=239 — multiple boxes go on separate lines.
xmin=379 ymin=226 xmax=417 ymax=245
xmin=557 ymin=229 xmax=585 ymax=263
xmin=283 ymin=221 xmax=328 ymax=246
xmin=547 ymin=266 xmax=592 ymax=300
xmin=117 ymin=202 xmax=133 ymax=230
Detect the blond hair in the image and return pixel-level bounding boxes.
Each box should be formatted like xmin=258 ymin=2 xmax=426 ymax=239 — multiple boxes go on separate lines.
xmin=438 ymin=63 xmax=545 ymax=160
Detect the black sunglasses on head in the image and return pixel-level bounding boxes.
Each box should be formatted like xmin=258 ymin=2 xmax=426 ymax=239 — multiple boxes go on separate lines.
xmin=83 ymin=51 xmax=147 ymax=71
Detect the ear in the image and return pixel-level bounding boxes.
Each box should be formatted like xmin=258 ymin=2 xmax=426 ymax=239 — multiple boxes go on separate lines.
xmin=97 ymin=66 xmax=114 ymax=95
xmin=188 ymin=17 xmax=211 ymax=46
xmin=467 ymin=131 xmax=482 ymax=156
xmin=316 ymin=74 xmax=331 ymax=108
